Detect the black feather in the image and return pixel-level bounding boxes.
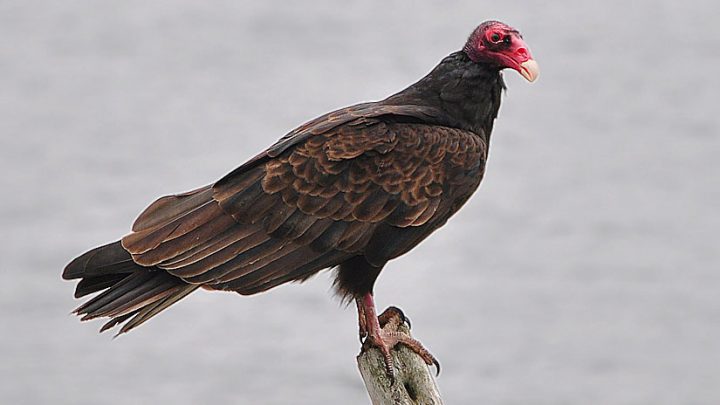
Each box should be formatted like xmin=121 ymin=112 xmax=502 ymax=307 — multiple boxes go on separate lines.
xmin=74 ymin=274 xmax=128 ymax=298
xmin=63 ymin=241 xmax=133 ymax=280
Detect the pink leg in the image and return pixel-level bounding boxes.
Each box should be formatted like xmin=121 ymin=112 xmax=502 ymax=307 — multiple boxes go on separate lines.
xmin=356 ymin=298 xmax=368 ymax=342
xmin=356 ymin=293 xmax=439 ymax=380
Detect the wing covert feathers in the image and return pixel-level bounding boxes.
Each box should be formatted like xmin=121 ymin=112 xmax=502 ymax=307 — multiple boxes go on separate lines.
xmin=118 ymin=120 xmax=485 ymax=293
xmin=65 ymin=103 xmax=486 ymax=333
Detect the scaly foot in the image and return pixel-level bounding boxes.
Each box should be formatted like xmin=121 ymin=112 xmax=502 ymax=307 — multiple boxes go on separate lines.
xmin=356 ymin=295 xmax=440 ymax=381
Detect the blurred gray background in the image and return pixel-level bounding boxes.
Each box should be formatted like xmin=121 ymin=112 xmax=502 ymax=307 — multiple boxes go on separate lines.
xmin=1 ymin=1 xmax=718 ymax=404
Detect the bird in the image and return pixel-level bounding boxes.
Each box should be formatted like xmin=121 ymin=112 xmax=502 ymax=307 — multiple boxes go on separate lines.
xmin=63 ymin=20 xmax=537 ymax=378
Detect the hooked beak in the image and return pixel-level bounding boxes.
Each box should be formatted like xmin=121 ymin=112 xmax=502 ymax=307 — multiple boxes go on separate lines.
xmin=518 ymin=59 xmax=539 ymax=82
xmin=505 ymin=35 xmax=539 ymax=82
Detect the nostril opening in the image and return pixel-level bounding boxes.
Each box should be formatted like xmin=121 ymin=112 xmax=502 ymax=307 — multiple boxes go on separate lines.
xmin=516 ymin=47 xmax=527 ymax=56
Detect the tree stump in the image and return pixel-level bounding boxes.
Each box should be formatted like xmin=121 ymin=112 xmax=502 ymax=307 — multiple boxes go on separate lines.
xmin=357 ymin=310 xmax=443 ymax=405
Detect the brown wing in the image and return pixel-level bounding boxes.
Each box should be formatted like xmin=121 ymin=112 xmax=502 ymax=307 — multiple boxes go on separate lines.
xmin=120 ymin=104 xmax=486 ymax=296
xmin=213 ymin=102 xmax=449 ymax=182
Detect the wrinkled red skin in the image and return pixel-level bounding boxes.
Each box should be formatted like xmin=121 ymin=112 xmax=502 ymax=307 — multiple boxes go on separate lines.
xmin=463 ymin=21 xmax=534 ymax=76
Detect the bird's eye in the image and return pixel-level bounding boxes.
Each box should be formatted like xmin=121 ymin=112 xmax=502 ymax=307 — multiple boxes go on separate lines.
xmin=490 ymin=33 xmax=501 ymax=42
xmin=503 ymin=35 xmax=511 ymax=44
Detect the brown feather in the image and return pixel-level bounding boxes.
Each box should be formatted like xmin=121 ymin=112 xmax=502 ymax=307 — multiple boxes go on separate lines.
xmin=117 ymin=284 xmax=199 ymax=335
xmin=368 ymin=197 xmax=401 ymax=223
xmin=66 ymin=95 xmax=494 ymax=332
xmin=296 ymin=193 xmax=328 ymax=215
xmin=213 ymin=166 xmax=264 ymax=201
xmin=63 ymin=241 xmax=135 ymax=280
xmin=184 ymin=238 xmax=287 ymax=284
xmin=132 ymin=185 xmax=213 ymax=232
xmin=312 ymin=193 xmax=345 ymax=218
xmin=167 ymin=230 xmax=269 ymax=278
xmin=159 ymin=224 xmax=256 ymax=269
xmin=352 ymin=188 xmax=390 ymax=222
xmin=133 ymin=211 xmax=235 ymax=266
xmin=212 ymin=246 xmax=323 ymax=291
xmin=95 ymin=277 xmax=180 ymax=319
xmin=216 ymin=181 xmax=265 ymax=217
xmin=412 ymin=196 xmax=441 ymax=226
xmin=74 ymin=271 xmax=155 ymax=316
xmin=309 ymin=221 xmax=349 ymax=252
xmin=74 ymin=274 xmax=128 ymax=298
xmin=232 ymin=193 xmax=281 ymax=224
xmin=235 ymin=250 xmax=349 ymax=295
xmin=391 ymin=200 xmax=431 ymax=227
xmin=337 ymin=222 xmax=374 ymax=251
xmin=342 ymin=225 xmax=376 ymax=252
xmin=100 ymin=310 xmax=138 ymax=333
xmin=294 ymin=218 xmax=334 ymax=245
xmin=262 ymin=160 xmax=294 ymax=194
xmin=215 ymin=242 xmax=303 ymax=283
xmin=263 ymin=203 xmax=297 ymax=234
xmin=270 ymin=209 xmax=318 ymax=239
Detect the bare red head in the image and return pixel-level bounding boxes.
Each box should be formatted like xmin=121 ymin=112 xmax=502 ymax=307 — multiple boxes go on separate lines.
xmin=463 ymin=21 xmax=539 ymax=82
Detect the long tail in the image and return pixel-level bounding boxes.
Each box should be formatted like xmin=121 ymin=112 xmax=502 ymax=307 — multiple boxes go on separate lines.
xmin=63 ymin=241 xmax=199 ymax=335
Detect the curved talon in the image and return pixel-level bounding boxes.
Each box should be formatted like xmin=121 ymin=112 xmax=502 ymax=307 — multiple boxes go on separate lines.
xmin=389 ymin=307 xmax=411 ymax=329
xmin=378 ymin=306 xmax=404 ymax=327
xmin=382 ymin=350 xmax=396 ymax=382
xmin=357 ymin=297 xmax=439 ymax=383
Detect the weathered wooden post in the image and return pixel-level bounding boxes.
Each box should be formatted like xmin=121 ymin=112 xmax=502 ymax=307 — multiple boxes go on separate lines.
xmin=357 ymin=309 xmax=443 ymax=405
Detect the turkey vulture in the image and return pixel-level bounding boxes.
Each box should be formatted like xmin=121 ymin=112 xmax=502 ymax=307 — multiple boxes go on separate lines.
xmin=63 ymin=20 xmax=537 ymax=377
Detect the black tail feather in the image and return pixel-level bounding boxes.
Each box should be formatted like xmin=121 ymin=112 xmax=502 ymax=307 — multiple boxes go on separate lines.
xmin=75 ymin=271 xmax=156 ymax=318
xmin=74 ymin=273 xmax=129 ymax=298
xmin=116 ymin=284 xmax=198 ymax=335
xmin=88 ymin=274 xmax=179 ymax=319
xmin=63 ymin=241 xmax=135 ymax=280
xmin=64 ymin=240 xmax=198 ymax=334
xmin=100 ymin=310 xmax=139 ymax=333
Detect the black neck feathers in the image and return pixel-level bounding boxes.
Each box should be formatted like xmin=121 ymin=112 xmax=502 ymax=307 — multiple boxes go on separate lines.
xmin=383 ymin=51 xmax=505 ymax=139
